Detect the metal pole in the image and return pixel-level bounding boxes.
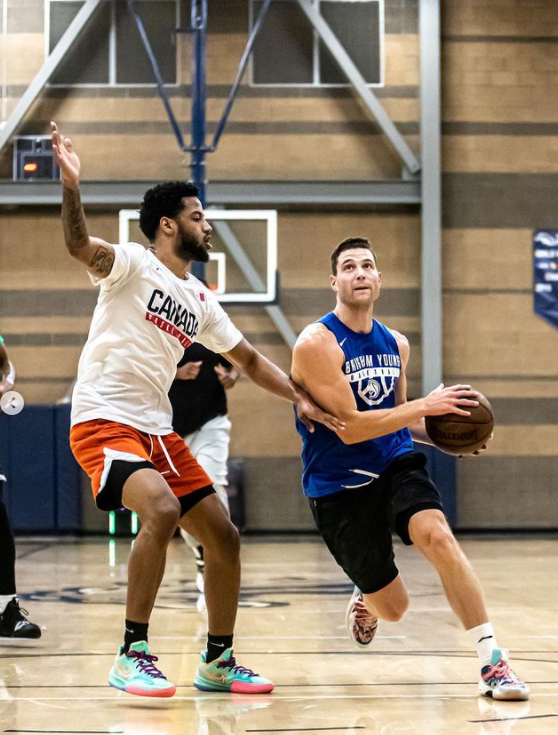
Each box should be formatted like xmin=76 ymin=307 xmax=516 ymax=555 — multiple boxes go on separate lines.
xmin=189 ymin=0 xmax=208 ymax=280
xmin=420 ymin=0 xmax=442 ymax=393
xmin=190 ymin=0 xmax=208 ymax=205
xmin=420 ymin=0 xmax=456 ymax=526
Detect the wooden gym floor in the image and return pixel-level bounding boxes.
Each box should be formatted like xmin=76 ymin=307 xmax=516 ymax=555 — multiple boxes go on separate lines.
xmin=1 ymin=535 xmax=557 ymax=734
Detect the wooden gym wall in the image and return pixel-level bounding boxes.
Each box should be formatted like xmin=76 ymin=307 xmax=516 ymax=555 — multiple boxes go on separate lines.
xmin=441 ymin=0 xmax=558 ymax=529
xmin=0 ymin=0 xmax=556 ymax=529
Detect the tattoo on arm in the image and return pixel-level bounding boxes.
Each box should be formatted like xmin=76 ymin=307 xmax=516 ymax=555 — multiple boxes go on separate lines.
xmin=61 ymin=186 xmax=114 ymax=276
xmin=62 ymin=185 xmax=89 ymax=253
xmin=88 ymin=246 xmax=115 ymax=275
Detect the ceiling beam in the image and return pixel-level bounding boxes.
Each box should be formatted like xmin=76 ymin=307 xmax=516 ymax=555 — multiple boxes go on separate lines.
xmin=0 ymin=180 xmax=421 ymax=207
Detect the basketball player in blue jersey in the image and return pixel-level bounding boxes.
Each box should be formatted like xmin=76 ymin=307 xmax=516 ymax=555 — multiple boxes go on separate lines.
xmin=291 ymin=237 xmax=529 ymax=701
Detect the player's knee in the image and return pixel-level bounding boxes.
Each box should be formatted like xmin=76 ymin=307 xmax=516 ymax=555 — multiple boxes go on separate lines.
xmin=426 ymin=526 xmax=461 ymax=564
xmin=377 ymin=598 xmax=408 ymax=622
xmin=212 ymin=520 xmax=240 ymax=558
xmin=201 ymin=514 xmax=239 ymax=557
xmin=381 ymin=606 xmax=406 ymax=623
xmin=224 ymin=521 xmax=240 ymax=555
xmin=391 ymin=607 xmax=406 ymax=623
xmin=369 ymin=584 xmax=409 ymax=622
xmin=144 ymin=495 xmax=181 ymax=535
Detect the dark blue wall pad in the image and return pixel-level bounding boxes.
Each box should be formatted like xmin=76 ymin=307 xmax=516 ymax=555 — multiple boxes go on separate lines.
xmin=0 ymin=405 xmax=81 ymax=532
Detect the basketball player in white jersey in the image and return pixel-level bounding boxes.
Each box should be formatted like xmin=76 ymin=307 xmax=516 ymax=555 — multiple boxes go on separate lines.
xmin=51 ymin=122 xmax=343 ymax=698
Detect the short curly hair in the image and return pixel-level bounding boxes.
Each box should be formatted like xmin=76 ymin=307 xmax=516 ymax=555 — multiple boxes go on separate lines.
xmin=139 ymin=181 xmax=200 ymax=242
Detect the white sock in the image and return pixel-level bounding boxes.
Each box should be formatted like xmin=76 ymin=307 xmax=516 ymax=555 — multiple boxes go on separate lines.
xmin=467 ymin=622 xmax=498 ymax=665
xmin=0 ymin=594 xmax=16 ymax=614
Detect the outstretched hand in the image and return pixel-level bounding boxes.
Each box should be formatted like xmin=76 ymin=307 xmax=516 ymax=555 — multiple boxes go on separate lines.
xmin=51 ymin=121 xmax=81 ymax=189
xmin=294 ymin=386 xmax=345 ymax=433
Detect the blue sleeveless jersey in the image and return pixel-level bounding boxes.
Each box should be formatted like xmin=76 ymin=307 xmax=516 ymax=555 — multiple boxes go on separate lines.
xmin=295 ymin=312 xmax=413 ymax=498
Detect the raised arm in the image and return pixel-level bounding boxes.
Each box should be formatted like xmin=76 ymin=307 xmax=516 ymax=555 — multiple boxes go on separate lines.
xmin=221 ymin=337 xmax=344 ymax=433
xmin=51 ymin=121 xmax=115 ymax=279
xmin=0 ymin=342 xmax=15 ymax=398
xmin=291 ymin=323 xmax=478 ymax=445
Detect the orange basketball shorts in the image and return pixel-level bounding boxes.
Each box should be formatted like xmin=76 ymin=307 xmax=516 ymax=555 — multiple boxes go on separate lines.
xmin=70 ymin=419 xmax=212 ymax=511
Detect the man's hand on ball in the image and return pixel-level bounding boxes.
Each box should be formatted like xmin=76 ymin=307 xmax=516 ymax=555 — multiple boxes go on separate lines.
xmin=457 ymin=432 xmax=493 ymax=460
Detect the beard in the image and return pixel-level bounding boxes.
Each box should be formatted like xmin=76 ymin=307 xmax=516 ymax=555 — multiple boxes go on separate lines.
xmin=177 ymin=231 xmax=209 ymax=262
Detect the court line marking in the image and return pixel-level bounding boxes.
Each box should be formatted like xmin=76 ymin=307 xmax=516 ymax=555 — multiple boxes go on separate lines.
xmin=8 ymin=693 xmax=558 ymax=702
xmin=245 ymin=729 xmax=365 ymax=733
xmin=3 ymin=650 xmax=558 ymax=660
xmin=15 ymin=543 xmax=53 ymax=561
xmin=150 ymin=635 xmax=406 ymax=640
xmin=6 ymin=680 xmax=558 ymax=689
xmin=469 ymin=714 xmax=558 ymax=723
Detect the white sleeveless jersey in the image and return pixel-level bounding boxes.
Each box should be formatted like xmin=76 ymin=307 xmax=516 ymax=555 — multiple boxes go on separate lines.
xmin=71 ymin=242 xmax=243 ymax=435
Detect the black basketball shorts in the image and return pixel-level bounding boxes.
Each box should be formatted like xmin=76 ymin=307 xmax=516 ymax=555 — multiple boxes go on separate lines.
xmin=308 ymin=451 xmax=443 ymax=594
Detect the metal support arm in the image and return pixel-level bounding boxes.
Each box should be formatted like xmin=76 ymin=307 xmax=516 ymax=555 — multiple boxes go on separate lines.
xmin=212 ymin=221 xmax=298 ymax=348
xmin=295 ymin=0 xmax=421 ymax=176
xmin=125 ymin=0 xmax=186 ymax=150
xmin=211 ymin=0 xmax=274 ymax=150
xmin=0 ymin=0 xmax=104 ymax=154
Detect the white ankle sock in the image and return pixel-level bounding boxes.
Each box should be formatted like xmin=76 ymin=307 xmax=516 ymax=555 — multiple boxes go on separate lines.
xmin=0 ymin=594 xmax=16 ymax=614
xmin=467 ymin=622 xmax=497 ymax=665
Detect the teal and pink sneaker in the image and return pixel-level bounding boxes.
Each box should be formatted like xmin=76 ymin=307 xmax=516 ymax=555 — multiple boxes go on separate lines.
xmin=194 ymin=648 xmax=274 ymax=693
xmin=478 ymin=648 xmax=529 ymax=701
xmin=108 ymin=641 xmax=176 ymax=698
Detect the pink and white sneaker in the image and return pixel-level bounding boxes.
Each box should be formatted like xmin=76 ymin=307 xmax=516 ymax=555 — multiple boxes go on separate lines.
xmin=345 ymin=587 xmax=378 ymax=649
xmin=479 ymin=648 xmax=529 ymax=701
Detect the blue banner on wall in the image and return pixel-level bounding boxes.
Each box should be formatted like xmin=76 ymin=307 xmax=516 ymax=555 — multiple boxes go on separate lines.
xmin=534 ymin=230 xmax=558 ymax=331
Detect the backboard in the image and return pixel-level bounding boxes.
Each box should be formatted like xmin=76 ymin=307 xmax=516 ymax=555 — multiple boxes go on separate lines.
xmin=119 ymin=208 xmax=278 ymax=303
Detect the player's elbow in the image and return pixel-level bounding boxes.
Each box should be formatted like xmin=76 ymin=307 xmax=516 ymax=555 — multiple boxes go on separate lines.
xmin=337 ymin=424 xmax=368 ymax=445
xmin=66 ymin=239 xmax=91 ymax=261
xmin=225 ymin=338 xmax=257 ymax=376
xmin=338 ymin=431 xmax=360 ymax=445
xmin=237 ymin=348 xmax=258 ymax=377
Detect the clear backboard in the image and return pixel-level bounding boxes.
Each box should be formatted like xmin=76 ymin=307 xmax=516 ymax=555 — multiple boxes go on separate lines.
xmin=119 ymin=209 xmax=278 ymax=303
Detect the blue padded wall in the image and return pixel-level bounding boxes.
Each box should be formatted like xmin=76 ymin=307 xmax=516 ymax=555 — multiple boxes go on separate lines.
xmin=421 ymin=445 xmax=457 ymax=527
xmin=55 ymin=404 xmax=82 ymax=531
xmin=0 ymin=405 xmax=81 ymax=532
xmin=0 ymin=406 xmax=56 ymax=531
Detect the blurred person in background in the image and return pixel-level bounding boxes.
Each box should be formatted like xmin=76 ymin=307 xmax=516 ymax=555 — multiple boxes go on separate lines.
xmin=0 ymin=334 xmax=42 ymax=639
xmin=169 ymin=340 xmax=239 ymax=610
